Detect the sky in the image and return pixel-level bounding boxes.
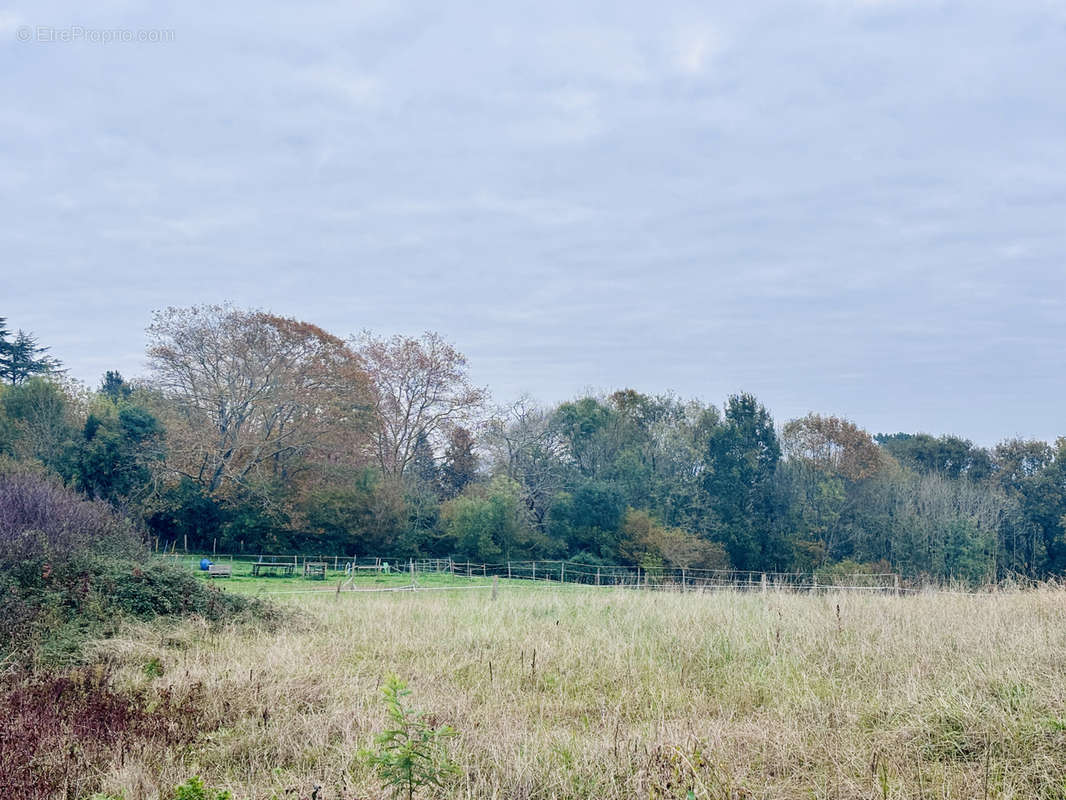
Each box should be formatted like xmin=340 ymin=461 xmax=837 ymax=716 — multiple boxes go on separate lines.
xmin=1 ymin=0 xmax=1065 ymax=445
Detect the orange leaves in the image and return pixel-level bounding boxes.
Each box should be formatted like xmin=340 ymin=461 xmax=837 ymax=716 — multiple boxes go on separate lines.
xmin=782 ymin=413 xmax=886 ymax=481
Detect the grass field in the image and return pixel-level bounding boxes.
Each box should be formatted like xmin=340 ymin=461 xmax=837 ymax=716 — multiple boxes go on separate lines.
xmin=88 ymin=579 xmax=1066 ymax=800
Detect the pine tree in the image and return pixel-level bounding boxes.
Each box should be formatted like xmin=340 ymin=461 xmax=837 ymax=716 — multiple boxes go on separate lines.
xmin=441 ymin=427 xmax=478 ymax=499
xmin=0 ymin=328 xmax=61 ymax=385
xmin=100 ymin=370 xmax=132 ymax=401
xmin=410 ymin=430 xmax=441 ymax=495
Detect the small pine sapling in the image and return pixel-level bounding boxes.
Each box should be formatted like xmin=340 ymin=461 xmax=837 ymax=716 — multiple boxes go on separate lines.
xmin=366 ymin=674 xmax=458 ymax=800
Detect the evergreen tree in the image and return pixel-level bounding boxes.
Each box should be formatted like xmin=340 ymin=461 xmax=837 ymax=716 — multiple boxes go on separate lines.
xmin=440 ymin=427 xmax=478 ymax=498
xmin=100 ymin=370 xmax=133 ymax=401
xmin=410 ymin=430 xmax=440 ymax=495
xmin=703 ymin=393 xmax=781 ymax=570
xmin=0 ymin=328 xmax=61 ymax=385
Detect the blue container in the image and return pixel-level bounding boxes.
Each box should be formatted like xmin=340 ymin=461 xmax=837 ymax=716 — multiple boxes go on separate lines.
xmin=200 ymin=558 xmax=212 ymax=571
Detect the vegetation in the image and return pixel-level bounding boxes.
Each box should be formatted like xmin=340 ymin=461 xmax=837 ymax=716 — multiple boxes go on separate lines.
xmin=366 ymin=674 xmax=457 ymax=799
xmin=0 ymin=664 xmax=208 ymax=799
xmin=77 ymin=584 xmax=1066 ymax=799
xmin=5 ymin=306 xmax=1066 ymax=798
xmin=3 ymin=305 xmax=1066 ymax=587
xmin=0 ymin=469 xmax=275 ymax=666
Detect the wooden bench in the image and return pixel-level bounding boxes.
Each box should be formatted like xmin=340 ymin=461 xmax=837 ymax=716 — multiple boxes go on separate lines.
xmin=207 ymin=564 xmax=232 ymax=578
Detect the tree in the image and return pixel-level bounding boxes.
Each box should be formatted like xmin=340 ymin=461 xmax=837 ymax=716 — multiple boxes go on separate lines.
xmin=146 ymin=305 xmax=371 ymax=494
xmin=440 ymin=476 xmax=527 ymax=561
xmin=552 ymin=396 xmax=615 ymax=477
xmin=782 ymin=414 xmax=886 ymax=481
xmin=702 ymin=393 xmax=780 ymax=570
xmin=100 ymin=370 xmax=133 ymax=402
xmin=876 ymin=432 xmax=992 ymax=481
xmin=0 ymin=328 xmax=61 ymax=385
xmin=547 ymin=481 xmax=626 ymax=559
xmin=358 ymin=331 xmax=487 ymax=480
xmin=991 ymin=439 xmax=1066 ymax=573
xmin=440 ymin=427 xmax=477 ymax=499
xmin=0 ymin=377 xmax=76 ymax=473
xmin=483 ymin=395 xmax=569 ymax=527
xmin=408 ymin=430 xmax=440 ymax=490
xmin=73 ymin=402 xmax=165 ymax=506
xmin=619 ymin=509 xmax=729 ymax=570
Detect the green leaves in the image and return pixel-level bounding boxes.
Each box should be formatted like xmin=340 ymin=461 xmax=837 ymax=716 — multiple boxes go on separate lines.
xmin=172 ymin=775 xmax=232 ymax=800
xmin=366 ymin=674 xmax=458 ymax=800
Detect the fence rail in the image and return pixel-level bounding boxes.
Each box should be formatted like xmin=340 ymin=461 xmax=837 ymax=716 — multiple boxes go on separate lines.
xmin=157 ymin=549 xmax=910 ymax=594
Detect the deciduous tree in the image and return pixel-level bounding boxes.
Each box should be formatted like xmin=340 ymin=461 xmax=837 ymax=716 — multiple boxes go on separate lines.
xmin=782 ymin=413 xmax=886 ymax=481
xmin=146 ymin=305 xmax=371 ymax=494
xmin=358 ymin=331 xmax=487 ymax=480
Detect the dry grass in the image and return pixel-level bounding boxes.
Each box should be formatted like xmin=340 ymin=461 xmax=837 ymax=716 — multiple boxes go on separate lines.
xmin=89 ymin=585 xmax=1066 ymax=799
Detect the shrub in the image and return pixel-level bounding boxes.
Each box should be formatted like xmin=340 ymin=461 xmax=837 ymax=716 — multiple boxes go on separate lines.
xmin=0 ymin=470 xmax=279 ymax=665
xmin=0 ymin=469 xmax=143 ymax=569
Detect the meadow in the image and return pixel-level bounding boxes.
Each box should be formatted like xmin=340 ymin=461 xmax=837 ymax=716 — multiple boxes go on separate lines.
xmin=68 ymin=574 xmax=1066 ymax=800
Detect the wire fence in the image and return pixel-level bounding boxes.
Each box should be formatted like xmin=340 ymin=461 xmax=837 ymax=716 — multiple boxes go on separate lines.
xmin=158 ymin=549 xmax=916 ymax=595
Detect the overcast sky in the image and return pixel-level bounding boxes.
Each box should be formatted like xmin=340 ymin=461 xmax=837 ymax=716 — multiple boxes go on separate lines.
xmin=2 ymin=0 xmax=1064 ymax=445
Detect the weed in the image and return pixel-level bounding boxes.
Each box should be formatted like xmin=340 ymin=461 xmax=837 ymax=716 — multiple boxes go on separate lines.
xmin=144 ymin=656 xmax=165 ymax=678
xmin=173 ymin=775 xmax=233 ymax=800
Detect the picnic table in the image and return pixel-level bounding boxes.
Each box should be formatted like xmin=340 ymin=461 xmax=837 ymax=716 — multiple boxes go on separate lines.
xmin=251 ymin=560 xmax=296 ymax=577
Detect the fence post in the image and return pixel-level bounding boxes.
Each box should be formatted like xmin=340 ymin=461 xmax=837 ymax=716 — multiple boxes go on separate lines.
xmin=183 ymin=534 xmax=188 ymax=553
xmin=560 ymin=562 xmax=565 ymax=584
xmin=811 ymin=573 xmax=818 ymax=594
xmin=894 ymin=574 xmax=900 ymax=597
xmin=532 ymin=561 xmax=536 ymax=580
xmin=450 ymin=558 xmax=455 ymax=576
xmin=596 ymin=567 xmax=601 ymax=586
xmin=508 ymin=561 xmax=512 ymax=580
xmin=492 ymin=575 xmax=498 ymax=601
xmin=681 ymin=567 xmax=686 ymax=591
xmin=483 ymin=563 xmax=487 ymax=577
xmin=410 ymin=559 xmax=415 ymax=581
xmin=761 ymin=573 xmax=767 ymax=594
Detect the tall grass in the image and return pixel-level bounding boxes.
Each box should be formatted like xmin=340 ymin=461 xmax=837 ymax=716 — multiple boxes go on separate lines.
xmin=90 ymin=586 xmax=1066 ymax=799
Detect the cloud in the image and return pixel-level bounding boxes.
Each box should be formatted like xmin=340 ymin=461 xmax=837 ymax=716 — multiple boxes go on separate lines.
xmin=294 ymin=65 xmax=380 ymax=106
xmin=671 ymin=25 xmax=721 ymax=75
xmin=1 ymin=0 xmax=1065 ymax=445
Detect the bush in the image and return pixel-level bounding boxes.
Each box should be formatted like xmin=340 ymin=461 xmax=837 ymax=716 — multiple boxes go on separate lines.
xmin=0 ymin=470 xmax=278 ymax=665
xmin=0 ymin=469 xmax=143 ymax=568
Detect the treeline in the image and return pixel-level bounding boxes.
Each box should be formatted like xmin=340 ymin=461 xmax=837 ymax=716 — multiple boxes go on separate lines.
xmin=1 ymin=306 xmax=1063 ymax=583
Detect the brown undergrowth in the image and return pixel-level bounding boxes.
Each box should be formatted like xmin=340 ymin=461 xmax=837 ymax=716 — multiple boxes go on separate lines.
xmin=0 ymin=664 xmax=207 ymax=799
